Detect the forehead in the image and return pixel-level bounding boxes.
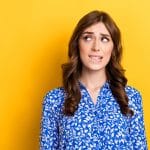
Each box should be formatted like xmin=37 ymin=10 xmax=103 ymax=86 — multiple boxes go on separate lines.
xmin=83 ymin=22 xmax=110 ymax=35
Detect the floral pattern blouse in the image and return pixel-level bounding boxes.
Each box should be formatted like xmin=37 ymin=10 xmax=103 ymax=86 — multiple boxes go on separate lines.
xmin=40 ymin=82 xmax=147 ymax=150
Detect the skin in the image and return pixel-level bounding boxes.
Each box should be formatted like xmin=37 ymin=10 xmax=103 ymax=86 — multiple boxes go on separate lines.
xmin=78 ymin=22 xmax=114 ymax=104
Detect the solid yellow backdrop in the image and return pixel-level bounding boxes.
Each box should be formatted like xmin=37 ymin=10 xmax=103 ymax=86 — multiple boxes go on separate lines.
xmin=0 ymin=0 xmax=149 ymax=149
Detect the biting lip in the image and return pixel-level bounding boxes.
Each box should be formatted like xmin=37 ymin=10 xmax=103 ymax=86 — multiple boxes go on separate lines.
xmin=89 ymin=55 xmax=103 ymax=59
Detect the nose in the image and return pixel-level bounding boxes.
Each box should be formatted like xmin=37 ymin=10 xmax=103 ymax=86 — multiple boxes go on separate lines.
xmin=92 ymin=39 xmax=100 ymax=51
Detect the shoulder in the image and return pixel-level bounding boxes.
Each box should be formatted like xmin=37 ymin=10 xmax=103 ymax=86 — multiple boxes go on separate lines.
xmin=42 ymin=87 xmax=65 ymax=110
xmin=125 ymin=85 xmax=141 ymax=98
xmin=125 ymin=85 xmax=143 ymax=111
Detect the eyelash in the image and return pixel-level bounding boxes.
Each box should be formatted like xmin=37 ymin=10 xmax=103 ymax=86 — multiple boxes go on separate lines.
xmin=82 ymin=35 xmax=110 ymax=42
xmin=101 ymin=37 xmax=109 ymax=42
xmin=82 ymin=35 xmax=92 ymax=41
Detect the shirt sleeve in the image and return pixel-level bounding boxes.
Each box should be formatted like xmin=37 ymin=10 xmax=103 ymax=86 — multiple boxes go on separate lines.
xmin=129 ymin=90 xmax=148 ymax=150
xmin=40 ymin=92 xmax=59 ymax=150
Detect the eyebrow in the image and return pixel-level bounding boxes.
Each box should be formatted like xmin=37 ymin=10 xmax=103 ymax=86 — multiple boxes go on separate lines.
xmin=82 ymin=31 xmax=111 ymax=37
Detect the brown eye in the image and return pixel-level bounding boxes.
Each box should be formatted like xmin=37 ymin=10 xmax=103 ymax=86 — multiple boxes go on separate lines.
xmin=101 ymin=36 xmax=109 ymax=42
xmin=82 ymin=35 xmax=93 ymax=41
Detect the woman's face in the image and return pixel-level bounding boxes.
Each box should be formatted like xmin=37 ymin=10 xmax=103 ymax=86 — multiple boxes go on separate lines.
xmin=78 ymin=22 xmax=114 ymax=74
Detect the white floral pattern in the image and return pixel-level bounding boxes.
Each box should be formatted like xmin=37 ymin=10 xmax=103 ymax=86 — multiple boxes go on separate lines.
xmin=40 ymin=82 xmax=147 ymax=150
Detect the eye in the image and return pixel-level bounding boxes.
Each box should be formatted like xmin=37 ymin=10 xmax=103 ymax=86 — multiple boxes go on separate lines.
xmin=82 ymin=35 xmax=93 ymax=41
xmin=101 ymin=36 xmax=110 ymax=43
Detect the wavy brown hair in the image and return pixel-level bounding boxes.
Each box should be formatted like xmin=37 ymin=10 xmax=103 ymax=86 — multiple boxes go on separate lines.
xmin=62 ymin=10 xmax=133 ymax=116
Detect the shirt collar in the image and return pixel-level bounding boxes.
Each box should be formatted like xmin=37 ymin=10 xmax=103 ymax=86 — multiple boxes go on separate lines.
xmin=78 ymin=80 xmax=110 ymax=91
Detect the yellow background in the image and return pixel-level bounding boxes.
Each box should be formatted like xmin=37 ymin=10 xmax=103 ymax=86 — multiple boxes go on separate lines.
xmin=0 ymin=0 xmax=149 ymax=149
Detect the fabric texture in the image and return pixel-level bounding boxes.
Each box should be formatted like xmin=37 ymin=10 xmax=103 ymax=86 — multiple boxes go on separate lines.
xmin=40 ymin=82 xmax=147 ymax=150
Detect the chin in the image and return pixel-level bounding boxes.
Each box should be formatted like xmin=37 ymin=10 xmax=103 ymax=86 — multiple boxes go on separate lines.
xmin=85 ymin=66 xmax=105 ymax=72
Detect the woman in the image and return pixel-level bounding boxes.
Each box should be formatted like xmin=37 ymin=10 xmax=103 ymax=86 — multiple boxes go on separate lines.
xmin=40 ymin=10 xmax=147 ymax=149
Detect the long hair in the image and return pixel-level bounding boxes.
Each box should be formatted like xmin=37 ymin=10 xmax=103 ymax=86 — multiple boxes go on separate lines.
xmin=62 ymin=10 xmax=133 ymax=116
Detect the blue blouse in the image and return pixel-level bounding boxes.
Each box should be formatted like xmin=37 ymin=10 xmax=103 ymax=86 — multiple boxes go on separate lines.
xmin=40 ymin=82 xmax=147 ymax=150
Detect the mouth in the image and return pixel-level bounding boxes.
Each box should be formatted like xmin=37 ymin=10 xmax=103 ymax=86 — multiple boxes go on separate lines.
xmin=89 ymin=55 xmax=103 ymax=61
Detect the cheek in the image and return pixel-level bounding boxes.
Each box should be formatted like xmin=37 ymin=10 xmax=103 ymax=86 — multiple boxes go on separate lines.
xmin=79 ymin=44 xmax=89 ymax=59
xmin=79 ymin=42 xmax=87 ymax=53
xmin=105 ymin=45 xmax=113 ymax=54
xmin=104 ymin=46 xmax=113 ymax=61
xmin=79 ymin=40 xmax=92 ymax=53
xmin=78 ymin=44 xmax=85 ymax=61
xmin=107 ymin=49 xmax=113 ymax=57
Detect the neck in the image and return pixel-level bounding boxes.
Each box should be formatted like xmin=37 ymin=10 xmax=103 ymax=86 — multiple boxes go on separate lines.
xmin=79 ymin=69 xmax=107 ymax=90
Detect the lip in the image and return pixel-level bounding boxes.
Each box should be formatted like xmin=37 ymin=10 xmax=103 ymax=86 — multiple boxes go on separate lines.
xmin=89 ymin=55 xmax=103 ymax=59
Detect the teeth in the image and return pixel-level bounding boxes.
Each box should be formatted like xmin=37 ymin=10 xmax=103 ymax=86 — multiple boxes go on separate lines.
xmin=89 ymin=56 xmax=103 ymax=59
xmin=89 ymin=55 xmax=103 ymax=63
